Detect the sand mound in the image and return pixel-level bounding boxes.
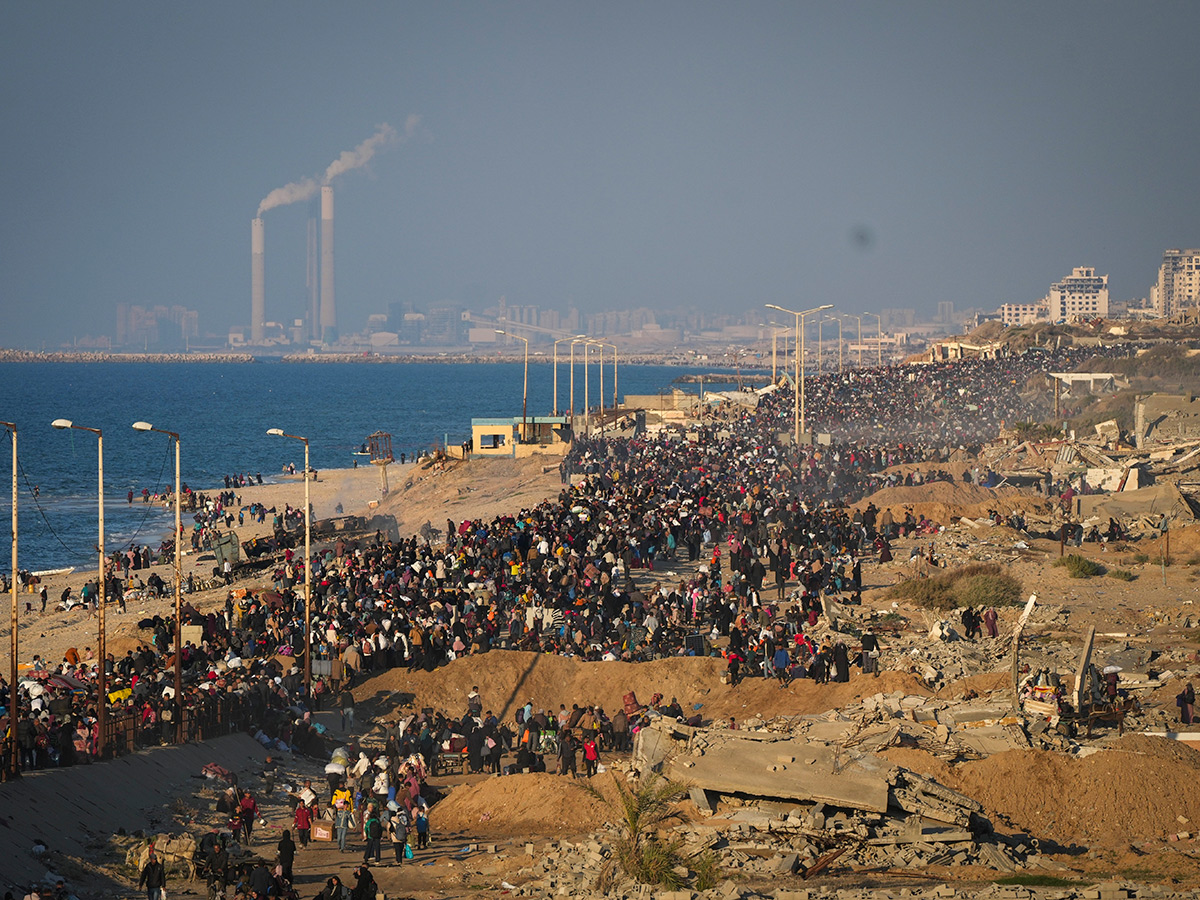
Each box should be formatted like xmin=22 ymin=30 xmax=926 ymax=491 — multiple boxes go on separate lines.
xmin=938 ymin=734 xmax=1200 ymax=848
xmin=353 ymin=651 xmax=932 ymax=726
xmin=857 ymin=482 xmax=1043 ymax=524
xmin=433 ymin=772 xmax=618 ymax=837
xmin=377 ymin=455 xmax=563 ymax=540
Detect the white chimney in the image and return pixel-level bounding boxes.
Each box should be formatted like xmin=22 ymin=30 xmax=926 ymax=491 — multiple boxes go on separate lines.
xmin=320 ymin=186 xmax=336 ymax=342
xmin=251 ymin=217 xmax=265 ymax=344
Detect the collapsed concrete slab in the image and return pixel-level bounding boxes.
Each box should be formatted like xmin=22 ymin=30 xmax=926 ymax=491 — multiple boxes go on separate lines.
xmin=633 ymin=719 xmax=980 ymax=824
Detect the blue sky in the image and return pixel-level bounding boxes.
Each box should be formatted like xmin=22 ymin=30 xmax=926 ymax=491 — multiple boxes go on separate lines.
xmin=2 ymin=2 xmax=1197 ymax=346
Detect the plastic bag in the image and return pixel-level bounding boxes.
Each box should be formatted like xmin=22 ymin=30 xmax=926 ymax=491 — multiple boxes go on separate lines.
xmin=404 ymin=843 xmax=414 ymax=860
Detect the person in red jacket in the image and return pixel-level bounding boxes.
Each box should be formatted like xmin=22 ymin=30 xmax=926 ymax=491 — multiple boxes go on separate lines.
xmin=294 ymin=801 xmax=312 ymax=848
xmin=582 ymin=736 xmax=599 ymax=778
xmin=237 ymin=789 xmax=260 ymax=845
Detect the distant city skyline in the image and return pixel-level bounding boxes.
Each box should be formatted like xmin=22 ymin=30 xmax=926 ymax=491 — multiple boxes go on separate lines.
xmin=3 ymin=2 xmax=1198 ymax=348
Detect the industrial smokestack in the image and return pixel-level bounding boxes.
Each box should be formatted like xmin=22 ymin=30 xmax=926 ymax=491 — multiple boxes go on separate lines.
xmin=319 ymin=186 xmax=336 ymax=342
xmin=251 ymin=217 xmax=265 ymax=343
xmin=306 ymin=204 xmax=319 ymax=341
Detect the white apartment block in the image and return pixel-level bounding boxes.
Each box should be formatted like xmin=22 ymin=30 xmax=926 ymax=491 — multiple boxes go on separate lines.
xmin=1151 ymin=249 xmax=1200 ymax=317
xmin=998 ymin=302 xmax=1045 ymax=326
xmin=1047 ymin=266 xmax=1108 ymax=321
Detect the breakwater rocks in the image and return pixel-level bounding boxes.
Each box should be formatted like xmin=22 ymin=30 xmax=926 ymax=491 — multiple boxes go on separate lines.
xmin=0 ymin=350 xmax=254 ymax=363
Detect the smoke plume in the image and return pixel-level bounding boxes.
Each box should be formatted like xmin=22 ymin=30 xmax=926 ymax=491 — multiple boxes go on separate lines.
xmin=257 ymin=176 xmax=319 ymax=216
xmin=256 ymin=118 xmax=419 ymax=216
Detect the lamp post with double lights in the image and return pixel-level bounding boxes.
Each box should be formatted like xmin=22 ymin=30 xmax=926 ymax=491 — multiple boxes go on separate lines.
xmin=765 ymin=303 xmax=833 ymax=445
xmin=552 ymin=335 xmax=586 ymax=417
xmin=768 ymin=325 xmax=790 ymax=383
xmin=821 ymin=316 xmax=843 ymax=374
xmin=569 ymin=339 xmax=586 ymax=432
xmin=844 ymin=314 xmax=864 ymax=367
xmin=132 ymin=421 xmax=183 ymax=740
xmin=266 ymin=428 xmax=312 ymax=700
xmin=863 ymin=311 xmax=883 ymax=367
xmin=2 ymin=421 xmax=16 ymax=777
xmin=587 ymin=340 xmax=618 ymax=434
xmin=495 ymin=330 xmax=529 ymax=443
xmin=51 ymin=419 xmax=107 ymax=754
xmin=580 ymin=340 xmax=592 ymax=435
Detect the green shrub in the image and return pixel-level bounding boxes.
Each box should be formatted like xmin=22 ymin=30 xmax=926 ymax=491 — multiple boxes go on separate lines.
xmin=888 ymin=563 xmax=1022 ymax=611
xmin=1187 ymin=554 xmax=1200 ymax=567
xmin=953 ymin=572 xmax=1023 ymax=608
xmin=1108 ymin=568 xmax=1136 ymax=581
xmin=1054 ymin=554 xmax=1105 ymax=578
xmin=1131 ymin=552 xmax=1150 ymax=564
xmin=691 ymin=850 xmax=722 ymax=891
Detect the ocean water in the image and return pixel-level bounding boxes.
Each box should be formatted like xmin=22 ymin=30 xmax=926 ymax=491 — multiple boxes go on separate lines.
xmin=0 ymin=360 xmax=733 ymax=571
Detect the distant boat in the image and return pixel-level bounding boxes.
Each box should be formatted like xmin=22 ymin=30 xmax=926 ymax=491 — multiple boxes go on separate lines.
xmin=31 ymin=566 xmax=74 ymax=578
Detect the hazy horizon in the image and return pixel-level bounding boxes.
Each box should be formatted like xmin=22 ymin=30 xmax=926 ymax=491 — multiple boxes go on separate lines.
xmin=2 ymin=2 xmax=1198 ymax=346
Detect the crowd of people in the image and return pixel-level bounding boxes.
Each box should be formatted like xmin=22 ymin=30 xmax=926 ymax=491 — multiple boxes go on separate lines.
xmin=1 ymin=347 xmax=1126 ymax=897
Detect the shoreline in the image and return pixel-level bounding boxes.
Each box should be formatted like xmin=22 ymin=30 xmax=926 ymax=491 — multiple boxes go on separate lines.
xmin=0 ymin=349 xmax=752 ymax=368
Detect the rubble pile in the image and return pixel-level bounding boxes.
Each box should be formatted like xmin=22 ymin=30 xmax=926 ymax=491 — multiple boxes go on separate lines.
xmin=670 ymin=800 xmax=1053 ymax=876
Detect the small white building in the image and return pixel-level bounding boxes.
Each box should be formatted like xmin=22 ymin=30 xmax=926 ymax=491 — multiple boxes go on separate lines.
xmin=1047 ymin=267 xmax=1108 ymax=322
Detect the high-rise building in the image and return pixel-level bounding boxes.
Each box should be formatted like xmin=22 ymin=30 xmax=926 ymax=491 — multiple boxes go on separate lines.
xmin=1151 ymin=249 xmax=1200 ymax=318
xmin=1047 ymin=267 xmax=1108 ymax=321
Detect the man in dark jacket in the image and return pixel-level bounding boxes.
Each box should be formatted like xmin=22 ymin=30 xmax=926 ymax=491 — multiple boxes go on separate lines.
xmin=138 ymin=852 xmax=166 ymax=900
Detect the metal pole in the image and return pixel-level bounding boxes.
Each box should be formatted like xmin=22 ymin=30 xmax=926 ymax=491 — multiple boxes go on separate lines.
xmin=800 ymin=314 xmax=807 ymax=437
xmin=521 ymin=336 xmax=528 ymax=443
xmin=2 ymin=422 xmax=16 ymax=778
xmin=569 ymin=342 xmax=576 ymax=423
xmin=553 ymin=341 xmax=559 ymax=417
xmin=864 ymin=312 xmax=882 ymax=366
xmin=817 ymin=318 xmax=823 ymax=375
xmin=612 ymin=344 xmax=618 ymax=411
xmin=583 ymin=343 xmax=590 ymax=435
xmin=97 ymin=431 xmax=106 ymax=757
xmin=132 ymin=421 xmax=183 ymax=740
xmin=52 ymin=420 xmax=105 ymax=755
xmin=303 ymin=439 xmax=311 ymax=701
xmin=596 ymin=343 xmax=605 ymax=436
xmin=793 ymin=313 xmax=800 ymax=446
xmin=172 ymin=433 xmax=182 ymax=740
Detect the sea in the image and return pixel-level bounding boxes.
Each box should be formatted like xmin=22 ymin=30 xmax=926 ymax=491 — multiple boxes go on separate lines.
xmin=0 ymin=360 xmax=737 ymax=573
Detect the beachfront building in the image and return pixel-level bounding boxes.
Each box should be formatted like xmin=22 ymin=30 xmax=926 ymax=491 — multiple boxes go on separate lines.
xmin=1150 ymin=249 xmax=1200 ymax=318
xmin=1047 ymin=267 xmax=1109 ymax=322
xmin=469 ymin=416 xmax=571 ymax=458
xmin=998 ymin=301 xmax=1045 ymax=326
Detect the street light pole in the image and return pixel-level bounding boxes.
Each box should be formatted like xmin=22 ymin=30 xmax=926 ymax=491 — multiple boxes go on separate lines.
xmin=51 ymin=419 xmax=106 ymax=756
xmin=799 ymin=305 xmax=833 ymax=435
xmin=1 ymin=422 xmax=16 ymax=777
xmin=496 ymin=330 xmax=530 ymax=443
xmin=588 ymin=340 xmax=617 ymax=434
xmin=132 ymin=421 xmax=182 ymax=741
xmin=822 ymin=317 xmax=843 ymax=374
xmin=766 ymin=303 xmax=832 ymax=445
xmin=267 ymin=429 xmax=311 ymax=702
xmin=583 ymin=342 xmax=591 ymax=436
xmin=768 ymin=325 xmax=789 ymax=383
xmin=863 ymin=312 xmax=883 ymax=367
xmin=845 ymin=314 xmax=863 ymax=367
xmin=552 ymin=336 xmax=583 ymax=417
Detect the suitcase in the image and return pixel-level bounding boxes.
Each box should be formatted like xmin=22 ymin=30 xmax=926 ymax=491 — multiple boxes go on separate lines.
xmin=623 ymin=691 xmax=641 ymax=717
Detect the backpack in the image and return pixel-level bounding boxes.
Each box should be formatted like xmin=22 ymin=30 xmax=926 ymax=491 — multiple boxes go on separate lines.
xmin=366 ymin=816 xmax=382 ymax=840
xmin=515 ymin=707 xmax=525 ymax=725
